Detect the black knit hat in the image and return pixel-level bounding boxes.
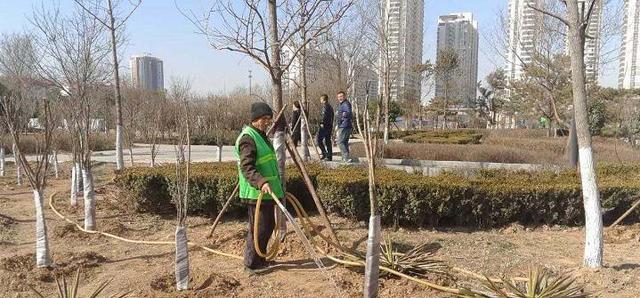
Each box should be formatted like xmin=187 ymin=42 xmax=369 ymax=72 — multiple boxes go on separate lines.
xmin=251 ymin=102 xmax=273 ymax=121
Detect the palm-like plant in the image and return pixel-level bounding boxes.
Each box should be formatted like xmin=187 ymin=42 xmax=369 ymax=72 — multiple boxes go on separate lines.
xmin=379 ymin=238 xmax=449 ymax=278
xmin=30 ymin=267 xmax=129 ymax=298
xmin=459 ymin=266 xmax=587 ymax=298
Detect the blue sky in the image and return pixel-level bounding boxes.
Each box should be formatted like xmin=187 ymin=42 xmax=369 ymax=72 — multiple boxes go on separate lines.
xmin=0 ymin=0 xmax=620 ymax=95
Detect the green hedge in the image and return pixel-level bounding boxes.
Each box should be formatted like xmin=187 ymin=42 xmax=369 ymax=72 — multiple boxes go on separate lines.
xmin=114 ymin=163 xmax=640 ymax=228
xmin=113 ymin=163 xmax=317 ymax=217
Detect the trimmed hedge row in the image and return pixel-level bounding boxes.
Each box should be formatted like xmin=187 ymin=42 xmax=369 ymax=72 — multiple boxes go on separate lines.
xmin=114 ymin=162 xmax=640 ymax=228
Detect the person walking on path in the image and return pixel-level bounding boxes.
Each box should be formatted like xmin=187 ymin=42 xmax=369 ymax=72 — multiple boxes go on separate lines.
xmin=335 ymin=91 xmax=353 ymax=163
xmin=290 ymin=101 xmax=302 ymax=147
xmin=317 ymin=94 xmax=334 ymax=161
xmin=235 ymin=102 xmax=285 ymax=273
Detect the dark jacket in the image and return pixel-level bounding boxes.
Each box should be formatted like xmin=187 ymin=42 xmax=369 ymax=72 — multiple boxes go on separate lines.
xmin=336 ymin=100 xmax=352 ymax=129
xmin=238 ymin=125 xmax=271 ymax=190
xmin=320 ymin=102 xmax=334 ymax=132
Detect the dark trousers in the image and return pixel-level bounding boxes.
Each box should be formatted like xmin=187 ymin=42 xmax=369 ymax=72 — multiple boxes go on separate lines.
xmin=317 ymin=129 xmax=333 ymax=160
xmin=244 ymin=201 xmax=275 ymax=269
xmin=337 ymin=127 xmax=352 ymax=161
xmin=292 ymin=130 xmax=301 ymax=147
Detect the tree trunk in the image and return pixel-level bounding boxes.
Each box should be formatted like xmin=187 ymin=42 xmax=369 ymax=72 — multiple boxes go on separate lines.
xmin=0 ymin=147 xmax=4 ymax=177
xmin=52 ymin=150 xmax=59 ymax=179
xmin=363 ymin=165 xmax=381 ymax=297
xmin=300 ymin=24 xmax=311 ymax=161
xmin=217 ymin=145 xmax=223 ymax=162
xmin=76 ymin=162 xmax=82 ymax=191
xmin=567 ymin=0 xmax=603 ymax=268
xmin=128 ymin=144 xmax=134 ymax=166
xmin=108 ymin=0 xmax=125 ymax=171
xmin=567 ymin=118 xmax=579 ymax=168
xmin=33 ymin=189 xmax=52 ymax=267
xmin=175 ymin=226 xmax=190 ymax=290
xmin=383 ymin=95 xmax=390 ymax=144
xmin=70 ymin=162 xmax=78 ymax=207
xmin=13 ymin=143 xmax=21 ymax=186
xmin=268 ymin=0 xmax=286 ymax=240
xmin=82 ymin=167 xmax=96 ymax=231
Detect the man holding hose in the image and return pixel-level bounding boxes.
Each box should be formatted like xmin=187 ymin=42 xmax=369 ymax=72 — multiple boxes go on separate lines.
xmin=235 ymin=102 xmax=285 ymax=273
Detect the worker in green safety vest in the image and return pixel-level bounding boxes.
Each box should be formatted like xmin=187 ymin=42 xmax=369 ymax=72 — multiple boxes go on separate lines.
xmin=235 ymin=102 xmax=284 ymax=272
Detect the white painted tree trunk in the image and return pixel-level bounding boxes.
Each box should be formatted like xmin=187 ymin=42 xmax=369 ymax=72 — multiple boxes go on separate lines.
xmin=175 ymin=226 xmax=190 ymax=291
xmin=82 ymin=168 xmax=96 ymax=231
xmin=579 ymin=147 xmax=603 ymax=267
xmin=273 ymin=131 xmax=287 ymax=240
xmin=13 ymin=143 xmax=21 ymax=186
xmin=565 ymin=0 xmax=603 ymax=268
xmin=383 ymin=125 xmax=389 ymax=144
xmin=363 ymin=215 xmax=381 ymax=297
xmin=52 ymin=150 xmax=59 ymax=179
xmin=33 ymin=189 xmax=52 ymax=267
xmin=70 ymin=164 xmax=78 ymax=207
xmin=75 ymin=163 xmax=82 ymax=191
xmin=116 ymin=124 xmax=124 ymax=170
xmin=216 ymin=145 xmax=222 ymax=162
xmin=0 ymin=147 xmax=4 ymax=177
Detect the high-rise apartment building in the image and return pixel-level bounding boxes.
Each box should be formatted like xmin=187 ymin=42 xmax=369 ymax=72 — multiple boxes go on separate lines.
xmin=381 ymin=0 xmax=424 ymax=102
xmin=130 ymin=54 xmax=164 ymax=92
xmin=505 ymin=0 xmax=541 ymax=82
xmin=619 ymin=0 xmax=640 ymax=89
xmin=435 ymin=13 xmax=478 ymax=107
xmin=580 ymin=0 xmax=603 ymax=82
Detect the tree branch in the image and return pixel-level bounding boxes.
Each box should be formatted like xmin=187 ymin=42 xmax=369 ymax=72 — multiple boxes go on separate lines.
xmin=528 ymin=4 xmax=570 ymax=27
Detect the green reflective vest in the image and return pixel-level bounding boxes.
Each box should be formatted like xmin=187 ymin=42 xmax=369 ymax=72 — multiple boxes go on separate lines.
xmin=235 ymin=126 xmax=284 ymax=200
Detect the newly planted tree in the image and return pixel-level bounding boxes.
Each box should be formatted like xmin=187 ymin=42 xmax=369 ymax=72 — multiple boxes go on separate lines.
xmin=353 ymin=83 xmax=383 ymax=297
xmin=0 ymin=33 xmax=55 ymax=267
xmin=168 ymin=78 xmax=192 ymax=291
xmin=31 ymin=3 xmax=112 ymax=230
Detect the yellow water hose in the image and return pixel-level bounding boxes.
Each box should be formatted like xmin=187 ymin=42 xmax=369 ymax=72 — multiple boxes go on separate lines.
xmin=48 ymin=190 xmax=502 ymax=294
xmin=253 ymin=191 xmax=281 ymax=260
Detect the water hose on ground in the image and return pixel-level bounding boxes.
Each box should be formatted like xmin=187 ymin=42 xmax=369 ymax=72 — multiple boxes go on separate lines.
xmin=48 ymin=190 xmax=496 ymax=294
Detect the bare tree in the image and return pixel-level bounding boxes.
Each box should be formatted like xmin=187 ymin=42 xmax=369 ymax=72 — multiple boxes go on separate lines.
xmin=73 ymin=0 xmax=142 ymax=171
xmin=168 ymin=78 xmax=192 ymax=291
xmin=530 ymin=0 xmax=604 ymax=268
xmin=0 ymin=33 xmax=54 ymax=268
xmin=181 ymin=0 xmax=352 ymax=237
xmin=353 ymin=84 xmax=382 ymax=297
xmin=31 ymin=3 xmax=112 ymax=231
xmin=356 ymin=0 xmax=402 ymax=143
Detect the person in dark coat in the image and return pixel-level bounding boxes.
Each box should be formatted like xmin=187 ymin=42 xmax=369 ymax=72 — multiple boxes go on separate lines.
xmin=317 ymin=94 xmax=334 ymax=161
xmin=335 ymin=91 xmax=353 ymax=162
xmin=291 ymin=101 xmax=302 ymax=147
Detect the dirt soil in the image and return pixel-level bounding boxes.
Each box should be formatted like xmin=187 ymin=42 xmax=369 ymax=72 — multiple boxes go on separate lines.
xmin=1 ymin=163 xmax=639 ymax=297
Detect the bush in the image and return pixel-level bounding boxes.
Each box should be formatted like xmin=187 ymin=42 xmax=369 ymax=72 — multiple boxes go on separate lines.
xmin=1 ymin=132 xmax=115 ymax=154
xmin=114 ymin=163 xmax=317 ymax=216
xmin=402 ymin=130 xmax=483 ymax=144
xmin=115 ymin=162 xmax=640 ymax=228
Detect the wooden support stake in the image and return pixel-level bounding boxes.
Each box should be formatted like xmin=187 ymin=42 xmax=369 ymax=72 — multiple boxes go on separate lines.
xmin=207 ymin=182 xmax=239 ymax=238
xmin=609 ymin=197 xmax=640 ymax=229
xmin=284 ymin=133 xmax=342 ymax=249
